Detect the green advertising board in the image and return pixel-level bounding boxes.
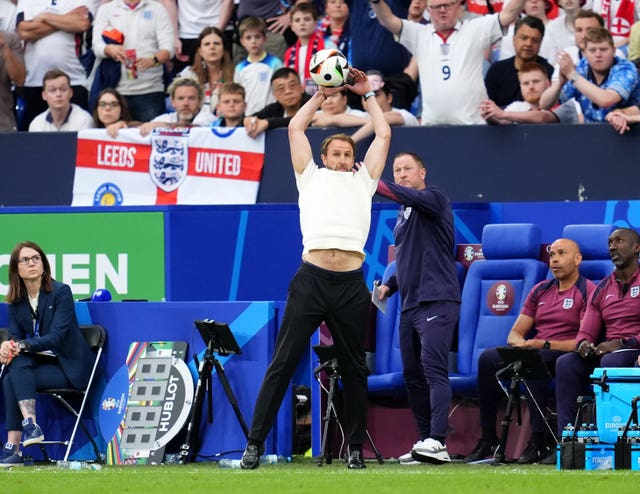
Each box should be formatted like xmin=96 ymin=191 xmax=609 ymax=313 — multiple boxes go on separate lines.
xmin=0 ymin=212 xmax=165 ymax=301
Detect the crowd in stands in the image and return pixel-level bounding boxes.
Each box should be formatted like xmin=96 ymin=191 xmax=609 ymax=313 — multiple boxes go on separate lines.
xmin=2 ymin=0 xmax=640 ymax=133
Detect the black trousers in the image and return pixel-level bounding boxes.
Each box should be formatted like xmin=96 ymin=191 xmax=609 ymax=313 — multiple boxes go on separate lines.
xmin=248 ymin=262 xmax=370 ymax=445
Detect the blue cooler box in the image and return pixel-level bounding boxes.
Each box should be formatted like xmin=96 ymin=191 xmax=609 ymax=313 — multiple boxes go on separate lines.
xmin=591 ymin=368 xmax=640 ymax=444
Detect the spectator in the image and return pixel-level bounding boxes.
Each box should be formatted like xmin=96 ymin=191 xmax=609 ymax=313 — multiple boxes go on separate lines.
xmin=243 ymin=67 xmax=311 ymax=138
xmin=0 ymin=241 xmax=94 ymax=468
xmin=284 ymin=2 xmax=325 ymax=94
xmin=540 ymin=11 xmax=627 ymax=109
xmin=16 ymin=0 xmax=92 ymax=130
xmin=375 ymin=151 xmax=460 ymax=464
xmin=370 ymin=0 xmax=527 ymax=125
xmin=0 ymin=30 xmax=25 ymax=131
xmin=485 ymin=16 xmax=554 ymax=108
xmin=178 ymin=26 xmax=235 ymax=118
xmin=497 ymin=0 xmax=555 ymax=61
xmin=240 ymin=68 xmax=391 ymax=471
xmin=347 ymin=0 xmax=419 ymax=113
xmin=352 ymin=70 xmax=419 ymax=142
xmin=555 ymin=228 xmax=640 ymax=436
xmin=310 ymin=89 xmax=368 ymax=127
xmin=315 ymin=0 xmax=351 ymax=61
xmin=92 ymin=88 xmax=141 ymax=138
xmin=408 ymin=0 xmax=428 ymax=23
xmin=166 ymin=0 xmax=233 ymax=74
xmin=463 ymin=239 xmax=595 ymax=464
xmin=234 ymin=0 xmax=290 ymax=64
xmin=546 ymin=27 xmax=638 ymax=122
xmin=92 ymin=0 xmax=175 ymax=122
xmin=138 ymin=77 xmax=213 ymax=136
xmin=347 ymin=0 xmax=411 ymax=76
xmin=212 ymin=82 xmax=247 ymax=127
xmin=480 ymin=61 xmax=581 ymax=123
xmin=234 ymin=16 xmax=284 ymax=116
xmin=28 ymin=70 xmax=93 ymax=132
xmin=544 ymin=0 xmax=584 ymax=59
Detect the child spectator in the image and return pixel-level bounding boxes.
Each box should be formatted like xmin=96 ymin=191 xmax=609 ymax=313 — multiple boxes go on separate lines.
xmin=284 ymin=2 xmax=325 ymax=94
xmin=234 ymin=16 xmax=284 ymax=115
xmin=212 ymin=82 xmax=247 ymax=127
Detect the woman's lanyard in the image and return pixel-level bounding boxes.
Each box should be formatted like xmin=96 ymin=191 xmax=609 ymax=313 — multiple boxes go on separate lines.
xmin=30 ymin=305 xmax=40 ymax=338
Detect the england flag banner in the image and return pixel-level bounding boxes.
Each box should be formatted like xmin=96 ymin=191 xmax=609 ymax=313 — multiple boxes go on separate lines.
xmin=73 ymin=127 xmax=265 ymax=206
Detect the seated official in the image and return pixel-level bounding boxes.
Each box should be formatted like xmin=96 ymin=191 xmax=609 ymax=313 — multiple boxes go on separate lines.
xmin=0 ymin=241 xmax=94 ymax=467
xmin=464 ymin=238 xmax=595 ymax=465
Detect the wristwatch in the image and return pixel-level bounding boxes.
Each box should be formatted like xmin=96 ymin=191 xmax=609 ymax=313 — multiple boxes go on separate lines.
xmin=16 ymin=340 xmax=28 ymax=351
xmin=153 ymin=56 xmax=161 ymax=66
xmin=543 ymin=340 xmax=551 ymax=350
xmin=569 ymin=72 xmax=580 ymax=83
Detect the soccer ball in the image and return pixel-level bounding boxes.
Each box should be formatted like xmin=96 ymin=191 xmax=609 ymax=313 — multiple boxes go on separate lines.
xmin=309 ymin=49 xmax=349 ymax=88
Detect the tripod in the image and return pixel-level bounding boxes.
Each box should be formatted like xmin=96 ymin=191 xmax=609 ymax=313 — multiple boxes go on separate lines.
xmin=492 ymin=347 xmax=556 ymax=465
xmin=179 ymin=320 xmax=249 ymax=464
xmin=314 ymin=350 xmax=384 ymax=467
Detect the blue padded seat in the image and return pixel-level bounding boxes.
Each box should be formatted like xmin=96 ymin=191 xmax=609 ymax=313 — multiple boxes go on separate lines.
xmin=368 ymin=262 xmax=405 ymax=396
xmin=449 ymin=223 xmax=548 ymax=397
xmin=561 ymin=224 xmax=614 ymax=283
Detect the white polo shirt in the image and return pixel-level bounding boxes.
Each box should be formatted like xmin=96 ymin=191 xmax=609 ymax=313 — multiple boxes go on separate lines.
xmin=28 ymin=104 xmax=94 ymax=131
xmin=398 ymin=15 xmax=504 ymax=125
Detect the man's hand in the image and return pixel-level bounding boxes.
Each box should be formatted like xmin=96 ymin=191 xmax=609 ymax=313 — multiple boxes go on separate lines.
xmin=606 ymin=111 xmax=631 ymax=134
xmin=377 ymin=284 xmax=390 ymax=301
xmin=596 ymin=339 xmax=624 ymax=356
xmin=343 ymin=68 xmax=370 ymax=96
xmin=243 ymin=116 xmax=268 ymax=138
xmin=265 ymin=13 xmax=290 ymax=35
xmin=479 ymin=99 xmax=505 ymax=122
xmin=577 ymin=340 xmax=597 ymax=358
xmin=557 ymin=50 xmax=577 ymax=79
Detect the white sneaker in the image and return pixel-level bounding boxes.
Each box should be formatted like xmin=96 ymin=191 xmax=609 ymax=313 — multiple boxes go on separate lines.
xmin=398 ymin=441 xmax=424 ymax=465
xmin=411 ymin=438 xmax=451 ymax=464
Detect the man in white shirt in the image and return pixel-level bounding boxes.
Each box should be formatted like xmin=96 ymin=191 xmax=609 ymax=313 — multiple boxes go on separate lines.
xmin=138 ymin=77 xmax=214 ymax=136
xmin=17 ymin=0 xmax=92 ymax=129
xmin=370 ymin=0 xmax=527 ymax=125
xmin=29 ymin=69 xmax=93 ymax=131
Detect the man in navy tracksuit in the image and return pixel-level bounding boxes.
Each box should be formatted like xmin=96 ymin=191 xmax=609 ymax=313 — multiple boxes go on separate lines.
xmin=376 ymin=151 xmax=460 ymax=464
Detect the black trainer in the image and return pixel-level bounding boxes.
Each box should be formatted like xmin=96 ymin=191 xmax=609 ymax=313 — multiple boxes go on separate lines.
xmin=240 ymin=443 xmax=264 ymax=470
xmin=463 ymin=439 xmax=498 ymax=463
xmin=517 ymin=440 xmax=551 ymax=464
xmin=347 ymin=447 xmax=366 ymax=469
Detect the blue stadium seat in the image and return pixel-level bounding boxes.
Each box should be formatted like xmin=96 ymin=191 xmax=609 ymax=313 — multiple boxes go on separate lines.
xmin=561 ymin=224 xmax=614 ymax=284
xmin=449 ymin=223 xmax=548 ymax=397
xmin=368 ymin=261 xmax=405 ymax=396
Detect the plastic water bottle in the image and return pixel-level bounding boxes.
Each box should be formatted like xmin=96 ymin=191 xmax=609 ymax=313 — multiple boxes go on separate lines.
xmin=218 ymin=459 xmax=242 ymax=469
xmin=588 ymin=424 xmax=600 ymax=444
xmin=576 ymin=423 xmax=588 ymax=443
xmin=562 ymin=423 xmax=575 ymax=442
xmin=261 ymin=454 xmax=292 ymax=464
xmin=57 ymin=460 xmax=101 ymax=470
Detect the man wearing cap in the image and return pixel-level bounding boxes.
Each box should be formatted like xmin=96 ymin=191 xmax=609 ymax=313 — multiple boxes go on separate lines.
xmin=369 ymin=0 xmax=527 ymax=124
xmin=352 ymin=70 xmax=419 ymax=141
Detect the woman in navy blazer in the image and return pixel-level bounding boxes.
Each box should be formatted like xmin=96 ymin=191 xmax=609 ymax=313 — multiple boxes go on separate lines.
xmin=0 ymin=241 xmax=93 ymax=467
